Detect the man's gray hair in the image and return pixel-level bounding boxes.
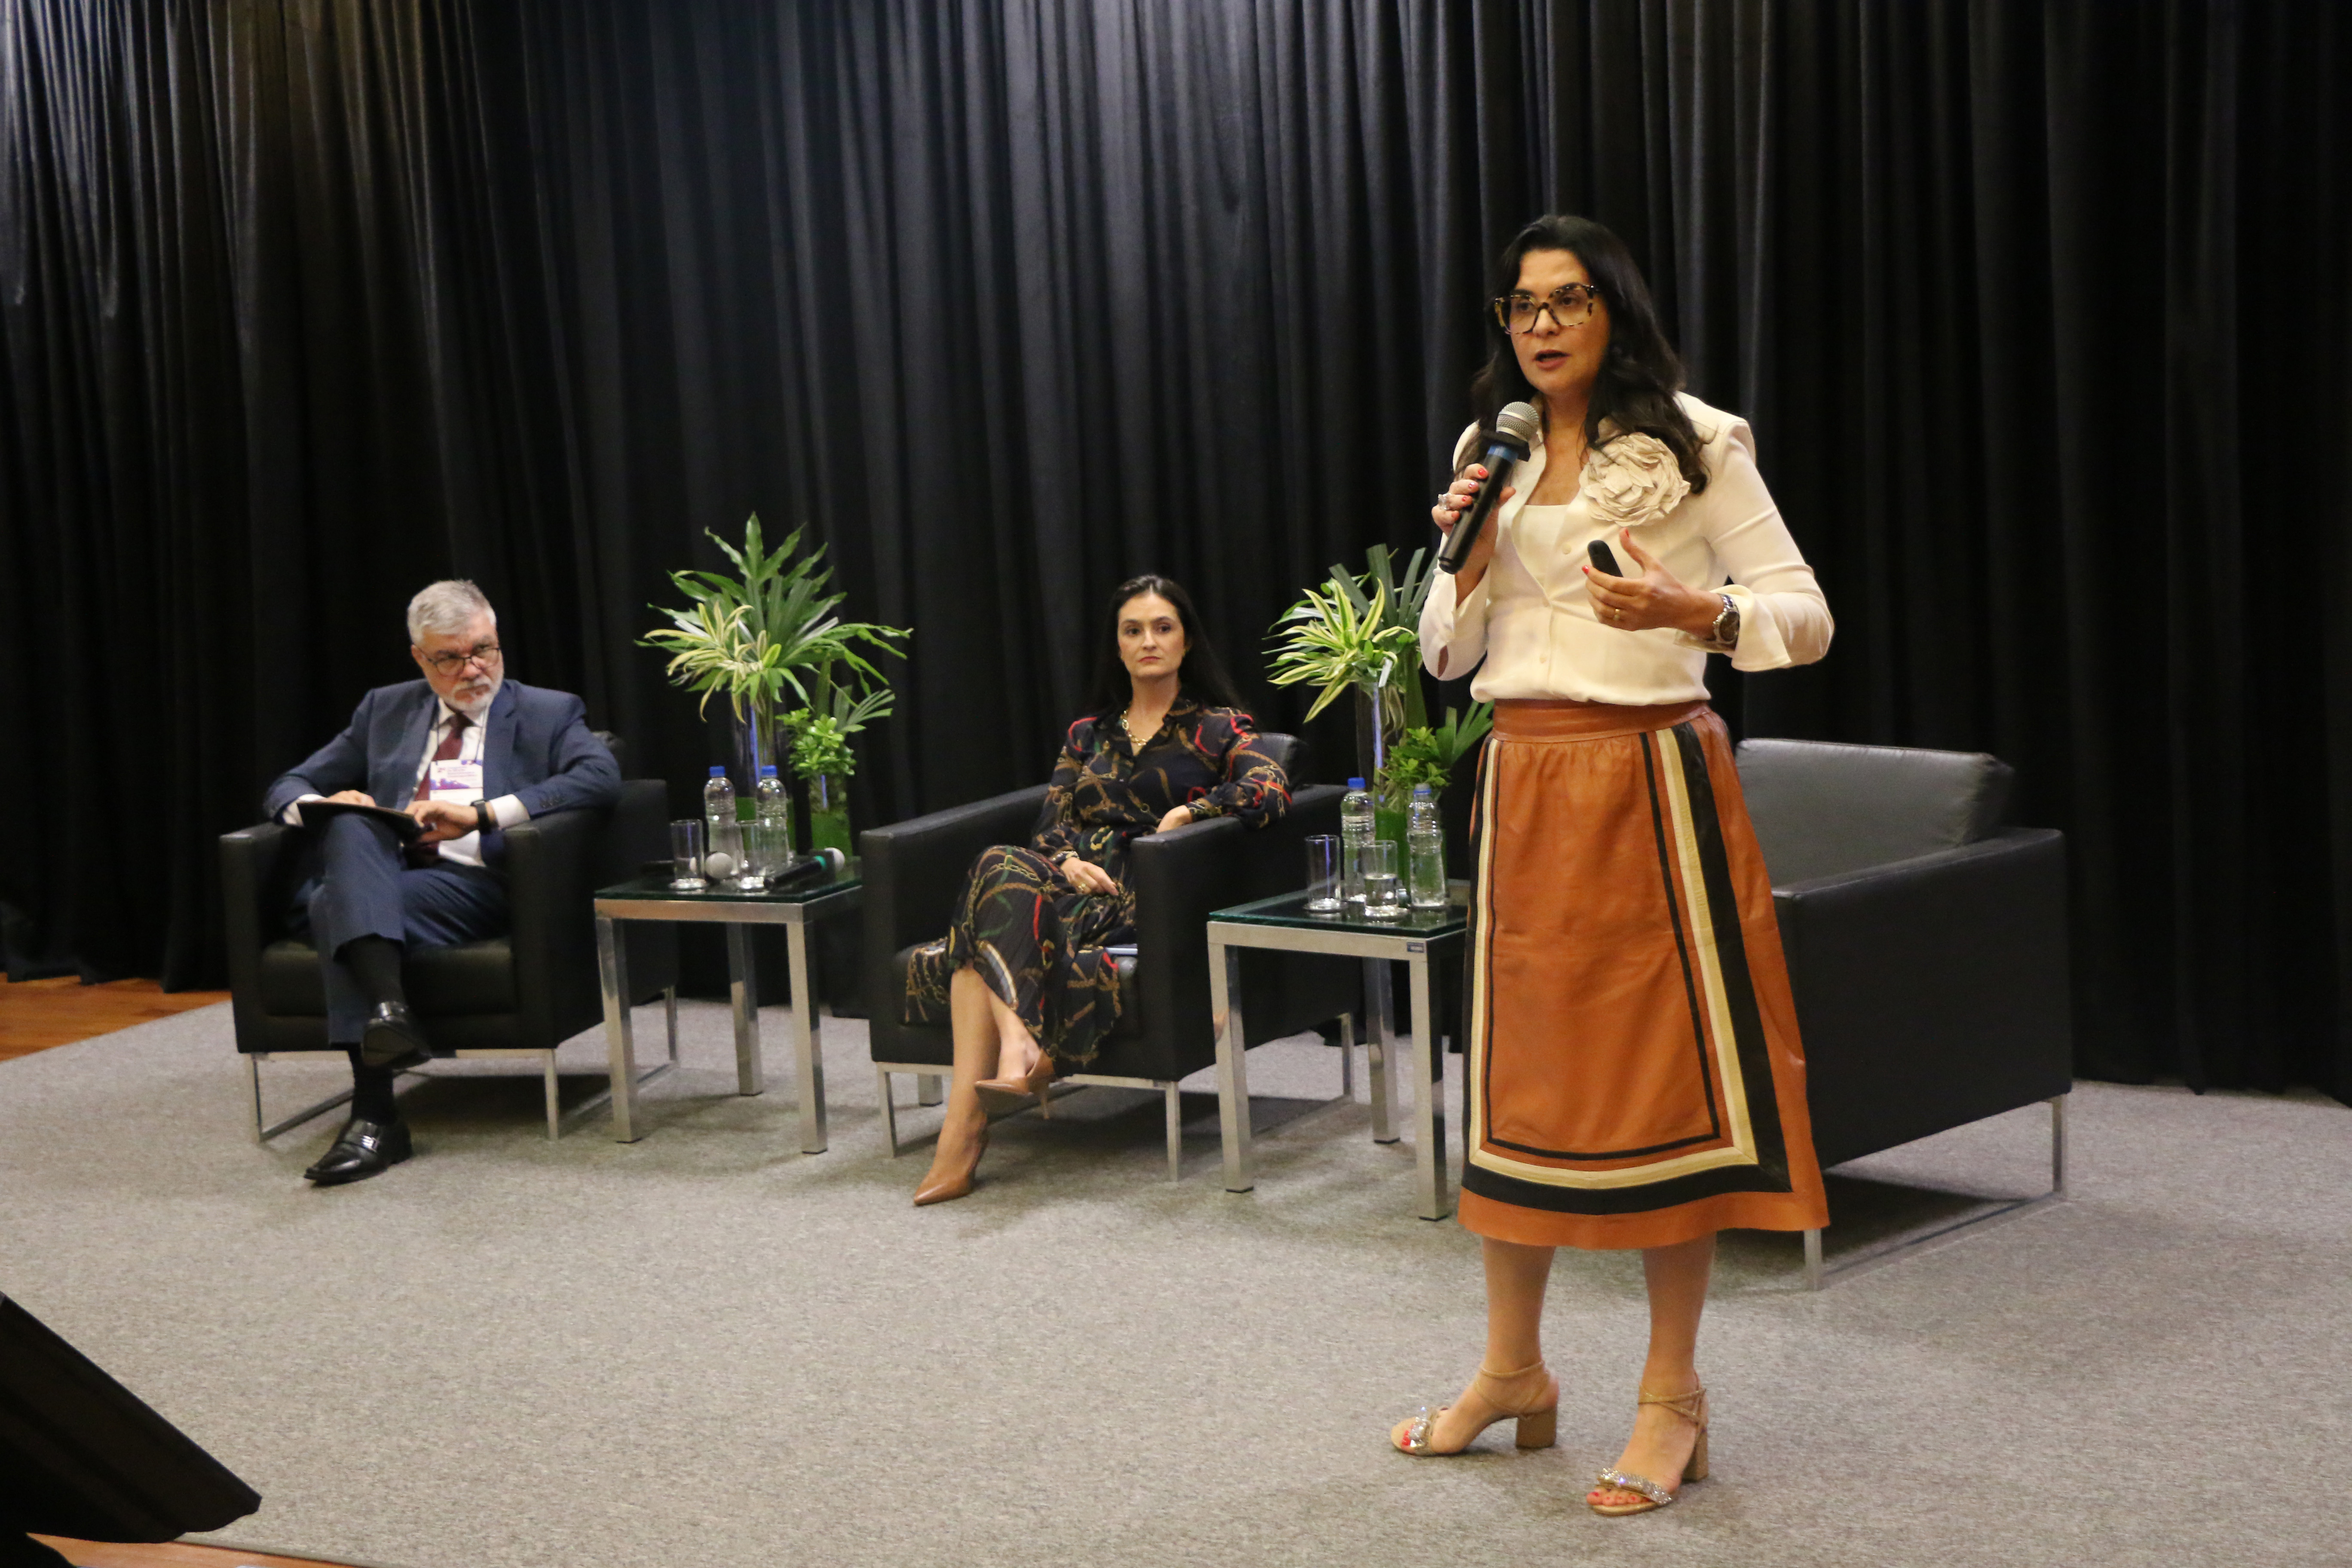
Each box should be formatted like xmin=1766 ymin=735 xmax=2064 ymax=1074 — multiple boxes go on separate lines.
xmin=407 ymin=580 xmax=497 ymax=644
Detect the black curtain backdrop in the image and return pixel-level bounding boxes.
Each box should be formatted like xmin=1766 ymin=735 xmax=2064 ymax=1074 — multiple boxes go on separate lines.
xmin=3 ymin=1 xmax=2346 ymax=1099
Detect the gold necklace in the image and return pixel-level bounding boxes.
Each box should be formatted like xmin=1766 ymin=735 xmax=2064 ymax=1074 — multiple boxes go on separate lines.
xmin=1122 ymin=707 xmax=1155 ymax=747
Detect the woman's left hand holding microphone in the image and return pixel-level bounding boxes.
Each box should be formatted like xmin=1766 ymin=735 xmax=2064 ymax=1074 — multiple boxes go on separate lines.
xmin=1582 ymin=527 xmax=1721 ymax=636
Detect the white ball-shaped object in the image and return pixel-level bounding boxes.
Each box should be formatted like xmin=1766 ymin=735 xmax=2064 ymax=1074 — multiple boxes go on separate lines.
xmin=704 ymin=851 xmax=736 ymax=879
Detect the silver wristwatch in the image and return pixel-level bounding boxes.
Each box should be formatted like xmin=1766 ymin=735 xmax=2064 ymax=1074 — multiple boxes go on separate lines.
xmin=1706 ymin=593 xmax=1740 ymax=651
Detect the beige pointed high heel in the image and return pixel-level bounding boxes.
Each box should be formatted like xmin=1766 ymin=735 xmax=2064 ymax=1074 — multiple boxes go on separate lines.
xmin=1588 ymin=1386 xmax=1708 ymax=1516
xmin=975 ymin=1047 xmax=1056 ymax=1119
xmin=913 ymin=1125 xmax=988 ymax=1207
xmin=1390 ymin=1361 xmax=1559 ymax=1455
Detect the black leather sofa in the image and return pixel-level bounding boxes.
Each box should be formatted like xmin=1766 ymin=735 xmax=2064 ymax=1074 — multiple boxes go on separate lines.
xmin=861 ymin=734 xmax=1359 ymax=1179
xmin=218 ymin=775 xmax=679 ymax=1141
xmin=1736 ymin=738 xmax=2073 ymax=1286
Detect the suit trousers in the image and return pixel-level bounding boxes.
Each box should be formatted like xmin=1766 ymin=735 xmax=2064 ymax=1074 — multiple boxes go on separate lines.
xmin=291 ymin=813 xmax=509 ymax=1044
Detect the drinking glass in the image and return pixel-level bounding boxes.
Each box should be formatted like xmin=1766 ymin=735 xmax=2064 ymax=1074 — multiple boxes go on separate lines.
xmin=1304 ymin=834 xmax=1343 ymax=912
xmin=705 ymin=819 xmax=744 ymax=883
xmin=668 ymin=820 xmax=707 ymax=889
xmin=741 ymin=821 xmax=787 ymax=889
xmin=1361 ymin=841 xmax=1405 ymax=920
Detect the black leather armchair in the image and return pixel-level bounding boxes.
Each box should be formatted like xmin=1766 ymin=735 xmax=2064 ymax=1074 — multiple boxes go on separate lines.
xmin=1736 ymin=738 xmax=2073 ymax=1286
xmin=219 ymin=776 xmax=679 ymax=1142
xmin=862 ymin=734 xmax=1360 ymax=1179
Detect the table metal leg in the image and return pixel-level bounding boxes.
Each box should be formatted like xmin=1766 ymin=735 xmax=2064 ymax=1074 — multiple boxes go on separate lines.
xmin=1213 ymin=936 xmax=1254 ymax=1192
xmin=1340 ymin=1013 xmax=1356 ymax=1099
xmin=786 ymin=917 xmax=827 ymax=1154
xmin=599 ymin=915 xmax=642 ymax=1142
xmin=727 ymin=922 xmax=764 ymax=1097
xmin=1364 ymin=959 xmax=1398 ymax=1143
xmin=1407 ymin=948 xmax=1451 ymax=1220
xmin=2050 ymin=1093 xmax=2069 ymax=1198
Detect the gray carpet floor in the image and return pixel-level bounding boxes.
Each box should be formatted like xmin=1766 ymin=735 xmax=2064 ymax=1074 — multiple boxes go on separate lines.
xmin=2 ymin=1000 xmax=2347 ymax=1568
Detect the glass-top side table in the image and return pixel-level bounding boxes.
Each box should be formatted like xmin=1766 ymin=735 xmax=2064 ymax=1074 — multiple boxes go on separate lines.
xmin=1208 ymin=889 xmax=1469 ymax=1220
xmin=593 ymin=864 xmax=862 ymax=1151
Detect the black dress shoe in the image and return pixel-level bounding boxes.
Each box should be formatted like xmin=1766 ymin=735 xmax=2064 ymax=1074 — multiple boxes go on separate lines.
xmin=359 ymin=1000 xmax=432 ymax=1069
xmin=303 ymin=1117 xmax=414 ymax=1185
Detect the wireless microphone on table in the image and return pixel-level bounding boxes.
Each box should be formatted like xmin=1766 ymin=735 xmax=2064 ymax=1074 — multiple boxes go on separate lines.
xmin=1437 ymin=400 xmax=1541 ymax=574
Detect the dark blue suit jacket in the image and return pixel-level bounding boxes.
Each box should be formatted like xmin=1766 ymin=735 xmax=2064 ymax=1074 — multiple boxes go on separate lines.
xmin=264 ymin=680 xmax=621 ymax=867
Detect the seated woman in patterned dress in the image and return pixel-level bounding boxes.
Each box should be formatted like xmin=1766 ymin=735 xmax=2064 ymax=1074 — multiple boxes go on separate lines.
xmin=906 ymin=574 xmax=1290 ymax=1206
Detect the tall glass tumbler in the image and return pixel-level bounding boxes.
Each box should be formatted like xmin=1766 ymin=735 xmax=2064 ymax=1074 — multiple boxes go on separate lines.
xmin=705 ymin=820 xmax=744 ymax=882
xmin=669 ymin=820 xmax=707 ymax=889
xmin=1361 ymin=840 xmax=1405 ymax=919
xmin=741 ymin=821 xmax=787 ymax=889
xmin=1304 ymin=834 xmax=1343 ymax=913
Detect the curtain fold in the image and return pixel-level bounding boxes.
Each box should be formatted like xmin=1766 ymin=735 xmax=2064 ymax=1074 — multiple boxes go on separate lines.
xmin=1 ymin=0 xmax=2346 ymax=1097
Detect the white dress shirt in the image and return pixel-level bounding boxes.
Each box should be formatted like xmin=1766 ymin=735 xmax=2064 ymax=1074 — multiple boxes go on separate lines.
xmin=284 ymin=700 xmax=529 ymax=868
xmin=1420 ymin=392 xmax=1832 ymax=703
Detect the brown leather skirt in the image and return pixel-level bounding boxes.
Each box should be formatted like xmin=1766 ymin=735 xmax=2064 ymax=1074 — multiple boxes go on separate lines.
xmin=1457 ymin=698 xmax=1828 ymax=1250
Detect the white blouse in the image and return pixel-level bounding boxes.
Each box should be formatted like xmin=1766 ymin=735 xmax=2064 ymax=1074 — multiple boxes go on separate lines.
xmin=1419 ymin=392 xmax=1831 ymax=704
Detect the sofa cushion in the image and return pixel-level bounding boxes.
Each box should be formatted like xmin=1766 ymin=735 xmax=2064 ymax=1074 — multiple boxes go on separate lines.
xmin=1736 ymin=738 xmax=2015 ymax=885
xmin=257 ymin=938 xmax=518 ymax=1017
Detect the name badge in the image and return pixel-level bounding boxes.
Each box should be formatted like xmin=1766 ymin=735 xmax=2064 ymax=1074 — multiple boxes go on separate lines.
xmin=427 ymin=759 xmax=484 ymax=801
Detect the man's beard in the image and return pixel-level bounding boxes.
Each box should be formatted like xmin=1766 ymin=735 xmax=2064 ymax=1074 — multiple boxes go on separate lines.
xmin=447 ymin=674 xmax=502 ymax=719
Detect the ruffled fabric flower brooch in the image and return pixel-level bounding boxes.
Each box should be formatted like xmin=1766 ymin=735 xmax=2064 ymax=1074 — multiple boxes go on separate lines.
xmin=1579 ymin=429 xmax=1690 ymax=531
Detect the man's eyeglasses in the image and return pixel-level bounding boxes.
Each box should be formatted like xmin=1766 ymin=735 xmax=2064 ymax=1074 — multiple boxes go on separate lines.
xmin=1492 ymin=282 xmax=1602 ymax=335
xmin=423 ymin=642 xmax=502 ymax=675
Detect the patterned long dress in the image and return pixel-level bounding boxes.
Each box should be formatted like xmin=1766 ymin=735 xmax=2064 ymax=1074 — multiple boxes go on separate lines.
xmin=903 ymin=698 xmax=1290 ymax=1068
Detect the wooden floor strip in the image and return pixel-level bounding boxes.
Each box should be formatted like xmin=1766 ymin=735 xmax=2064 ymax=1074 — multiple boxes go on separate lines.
xmin=35 ymin=1538 xmax=362 ymax=1568
xmin=0 ymin=977 xmax=229 ymax=1060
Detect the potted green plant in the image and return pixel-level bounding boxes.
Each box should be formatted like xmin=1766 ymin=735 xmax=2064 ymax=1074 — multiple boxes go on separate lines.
xmin=779 ymin=652 xmax=896 ymax=856
xmin=642 ymin=515 xmax=906 ymax=827
xmin=1382 ymin=702 xmax=1496 ymax=806
xmin=1268 ymin=545 xmax=1489 ymax=847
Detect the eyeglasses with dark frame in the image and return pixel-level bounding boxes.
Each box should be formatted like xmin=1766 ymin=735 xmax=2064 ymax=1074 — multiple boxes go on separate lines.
xmin=422 ymin=641 xmax=503 ymax=675
xmin=1492 ymin=282 xmax=1602 ymax=335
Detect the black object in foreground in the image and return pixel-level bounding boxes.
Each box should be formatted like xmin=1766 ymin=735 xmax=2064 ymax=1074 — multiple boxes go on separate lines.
xmin=0 ymin=1293 xmax=260 ymax=1547
xmin=295 ymin=797 xmax=424 ymax=842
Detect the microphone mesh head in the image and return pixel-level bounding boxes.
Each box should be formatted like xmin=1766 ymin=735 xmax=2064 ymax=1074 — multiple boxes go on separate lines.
xmin=1494 ymin=401 xmax=1541 ymax=450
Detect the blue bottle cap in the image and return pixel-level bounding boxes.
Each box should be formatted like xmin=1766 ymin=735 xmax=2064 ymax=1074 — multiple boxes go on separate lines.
xmin=760 ymin=765 xmax=779 ymax=777
xmin=1347 ymin=777 xmax=1366 ymax=790
xmin=709 ymin=766 xmax=727 ymax=777
xmin=1413 ymin=784 xmax=1433 ymax=797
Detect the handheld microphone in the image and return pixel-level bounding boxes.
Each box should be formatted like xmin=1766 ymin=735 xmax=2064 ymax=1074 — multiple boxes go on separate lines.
xmin=1436 ymin=401 xmax=1540 ymax=574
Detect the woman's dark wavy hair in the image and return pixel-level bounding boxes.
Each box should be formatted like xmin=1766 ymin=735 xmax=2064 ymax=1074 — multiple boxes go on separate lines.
xmin=1084 ymin=574 xmax=1248 ymax=717
xmin=1466 ymin=214 xmax=1708 ymax=493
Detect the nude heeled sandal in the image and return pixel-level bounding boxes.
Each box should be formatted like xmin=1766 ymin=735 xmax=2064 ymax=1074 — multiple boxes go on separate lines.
xmin=976 ymin=1050 xmax=1056 ymax=1119
xmin=912 ymin=1126 xmax=988 ymax=1207
xmin=1588 ymin=1386 xmax=1708 ymax=1516
xmin=1390 ymin=1362 xmax=1559 ymax=1455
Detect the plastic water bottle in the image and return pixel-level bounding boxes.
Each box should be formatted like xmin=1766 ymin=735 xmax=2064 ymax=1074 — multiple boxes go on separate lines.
xmin=1340 ymin=777 xmax=1375 ymax=906
xmin=754 ymin=765 xmax=790 ymax=826
xmin=703 ymin=766 xmax=738 ymax=879
xmin=753 ymin=763 xmax=792 ymax=874
xmin=703 ymin=766 xmax=737 ymax=829
xmin=1407 ymin=784 xmax=1447 ymax=908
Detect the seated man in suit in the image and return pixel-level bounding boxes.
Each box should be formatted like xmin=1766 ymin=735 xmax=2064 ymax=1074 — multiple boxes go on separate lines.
xmin=266 ymin=579 xmax=619 ymax=1186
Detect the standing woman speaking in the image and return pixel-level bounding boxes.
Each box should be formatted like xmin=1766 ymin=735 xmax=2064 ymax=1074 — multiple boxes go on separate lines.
xmin=1390 ymin=214 xmax=1832 ymax=1517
